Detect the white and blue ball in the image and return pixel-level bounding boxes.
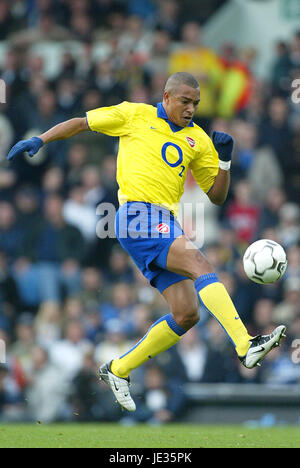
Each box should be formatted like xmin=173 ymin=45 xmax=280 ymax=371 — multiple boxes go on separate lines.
xmin=243 ymin=239 xmax=287 ymax=284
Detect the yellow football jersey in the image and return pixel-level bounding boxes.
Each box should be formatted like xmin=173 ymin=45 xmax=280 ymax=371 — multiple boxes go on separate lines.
xmin=86 ymin=101 xmax=219 ymax=216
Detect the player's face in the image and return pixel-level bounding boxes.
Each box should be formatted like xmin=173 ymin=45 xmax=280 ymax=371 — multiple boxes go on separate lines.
xmin=163 ymin=84 xmax=200 ymax=127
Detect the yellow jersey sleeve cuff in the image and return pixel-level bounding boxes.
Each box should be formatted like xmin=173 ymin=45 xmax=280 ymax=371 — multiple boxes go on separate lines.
xmin=85 ymin=112 xmax=94 ymax=132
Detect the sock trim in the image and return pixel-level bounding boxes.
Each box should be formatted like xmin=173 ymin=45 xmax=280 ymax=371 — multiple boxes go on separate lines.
xmin=195 ymin=273 xmax=219 ymax=292
xmin=165 ymin=313 xmax=186 ymax=336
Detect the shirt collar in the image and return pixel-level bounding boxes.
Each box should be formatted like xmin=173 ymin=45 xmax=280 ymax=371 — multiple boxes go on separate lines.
xmin=157 ymin=102 xmax=194 ymax=133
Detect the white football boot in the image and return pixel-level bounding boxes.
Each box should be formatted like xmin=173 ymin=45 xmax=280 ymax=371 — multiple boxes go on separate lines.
xmin=99 ymin=361 xmax=136 ymax=412
xmin=239 ymin=325 xmax=287 ymax=369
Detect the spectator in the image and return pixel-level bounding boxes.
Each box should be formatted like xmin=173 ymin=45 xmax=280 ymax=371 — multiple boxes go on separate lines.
xmin=106 ymin=245 xmax=135 ymax=284
xmin=0 ymin=250 xmax=21 ymax=324
xmin=200 ymin=318 xmax=235 ymax=383
xmin=239 ymin=79 xmax=266 ymax=127
xmin=25 ymin=345 xmax=70 ymax=423
xmin=144 ymin=29 xmax=172 ymax=77
xmin=154 ymin=0 xmax=180 ymax=40
xmin=79 ymin=267 xmax=105 ymax=310
xmin=41 ymin=166 xmax=65 ymax=197
xmin=0 ymin=202 xmax=24 ymax=262
xmin=63 ymin=185 xmax=98 ymax=242
xmin=70 ymin=13 xmax=94 ymax=42
xmin=252 ymin=298 xmax=276 ymax=333
xmin=270 ymin=41 xmax=292 ymax=96
xmin=9 ymin=312 xmax=36 ymax=381
xmin=100 ymin=282 xmax=136 ymax=332
xmin=257 ymin=187 xmax=286 ymax=235
xmin=71 ymin=350 xmax=122 ymax=422
xmin=94 ymin=317 xmax=134 ymax=366
xmin=217 ymin=47 xmax=256 ymax=119
xmin=259 ymin=342 xmax=300 ymax=385
xmin=286 ymin=245 xmax=300 ymax=279
xmin=258 ymin=96 xmax=292 ymax=158
xmin=118 ymin=15 xmax=153 ymax=62
xmin=230 ymin=120 xmax=283 ymax=202
xmin=127 ymin=0 xmax=157 ymax=26
xmin=49 ymin=319 xmax=93 ymax=380
xmin=34 ymin=301 xmax=62 ymax=349
xmin=0 ymin=49 xmax=27 ymax=99
xmin=27 ymin=89 xmax=69 ymax=164
xmin=14 ymin=186 xmax=41 ymax=229
xmin=0 ymin=364 xmax=25 ymax=422
xmin=11 ymin=257 xmax=41 ymax=312
xmin=277 ymin=202 xmax=300 ymax=248
xmin=121 ymin=364 xmax=187 ymax=425
xmin=0 ymin=113 xmax=14 ymax=161
xmin=177 ymin=326 xmax=207 ymax=382
xmin=225 ymin=180 xmax=261 ymax=245
xmin=10 ymin=12 xmax=73 ymax=48
xmin=83 ymin=306 xmax=105 ymax=344
xmin=81 ymin=165 xmax=105 ymax=207
xmin=65 ymin=143 xmax=89 ymax=187
xmin=273 ymin=277 xmax=300 ymax=327
xmin=92 ymin=59 xmax=127 ymax=107
xmin=278 ymin=122 xmax=300 ymax=202
xmin=56 ymin=78 xmax=80 ymax=116
xmin=21 ymin=194 xmax=85 ymax=302
xmin=289 ymin=30 xmax=300 ymax=77
xmin=0 ymin=0 xmax=19 ymax=40
xmin=63 ymin=297 xmax=84 ymax=322
xmin=230 ymin=258 xmax=262 ymax=329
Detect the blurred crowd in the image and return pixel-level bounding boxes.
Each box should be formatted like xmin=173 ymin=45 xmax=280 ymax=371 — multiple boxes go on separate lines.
xmin=0 ymin=0 xmax=300 ymax=424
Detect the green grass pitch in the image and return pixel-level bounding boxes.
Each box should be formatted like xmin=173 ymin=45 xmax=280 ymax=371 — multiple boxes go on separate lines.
xmin=0 ymin=423 xmax=299 ymax=448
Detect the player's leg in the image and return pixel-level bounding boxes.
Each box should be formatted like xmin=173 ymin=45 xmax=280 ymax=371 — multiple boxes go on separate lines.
xmin=100 ymin=277 xmax=197 ymax=412
xmin=165 ymin=235 xmax=286 ymax=365
xmin=161 ymin=278 xmax=199 ymax=331
xmin=99 ymin=202 xmax=194 ymax=411
xmin=110 ymin=279 xmax=198 ymax=379
xmin=165 ymin=235 xmax=252 ymax=357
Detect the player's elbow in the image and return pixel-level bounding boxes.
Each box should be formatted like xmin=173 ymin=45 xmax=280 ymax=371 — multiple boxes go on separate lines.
xmin=207 ymin=193 xmax=227 ymax=206
xmin=211 ymin=199 xmax=225 ymax=206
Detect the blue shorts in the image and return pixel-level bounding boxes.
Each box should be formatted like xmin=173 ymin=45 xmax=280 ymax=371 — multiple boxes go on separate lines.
xmin=115 ymin=202 xmax=188 ymax=293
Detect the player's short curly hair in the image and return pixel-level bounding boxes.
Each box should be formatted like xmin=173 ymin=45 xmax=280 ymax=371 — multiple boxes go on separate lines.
xmin=165 ymin=72 xmax=199 ymax=94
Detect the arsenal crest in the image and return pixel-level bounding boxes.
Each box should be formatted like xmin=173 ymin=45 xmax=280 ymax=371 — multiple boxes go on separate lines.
xmin=156 ymin=223 xmax=170 ymax=234
xmin=186 ymin=136 xmax=195 ymax=148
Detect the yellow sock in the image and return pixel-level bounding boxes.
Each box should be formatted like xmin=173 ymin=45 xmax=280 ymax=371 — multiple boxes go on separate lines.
xmin=111 ymin=314 xmax=185 ymax=378
xmin=195 ymin=273 xmax=251 ymax=356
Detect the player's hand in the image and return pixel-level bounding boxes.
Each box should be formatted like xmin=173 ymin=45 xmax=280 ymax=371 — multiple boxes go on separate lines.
xmin=212 ymin=131 xmax=234 ymax=162
xmin=7 ymin=136 xmax=44 ymax=161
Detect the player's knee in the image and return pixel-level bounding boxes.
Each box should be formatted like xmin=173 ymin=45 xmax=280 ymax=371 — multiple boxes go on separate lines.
xmin=182 ymin=250 xmax=214 ymax=281
xmin=190 ymin=251 xmax=214 ymax=281
xmin=173 ymin=302 xmax=200 ymax=331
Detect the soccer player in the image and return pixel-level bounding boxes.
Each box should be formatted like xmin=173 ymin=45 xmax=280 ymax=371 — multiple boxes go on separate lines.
xmin=7 ymin=72 xmax=286 ymax=412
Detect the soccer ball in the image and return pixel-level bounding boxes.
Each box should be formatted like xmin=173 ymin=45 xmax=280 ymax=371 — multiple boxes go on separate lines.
xmin=243 ymin=239 xmax=288 ymax=284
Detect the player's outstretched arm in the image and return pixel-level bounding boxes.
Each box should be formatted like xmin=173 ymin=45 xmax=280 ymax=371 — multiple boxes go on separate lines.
xmin=207 ymin=168 xmax=230 ymax=206
xmin=207 ymin=131 xmax=233 ymax=206
xmin=7 ymin=117 xmax=88 ymax=161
